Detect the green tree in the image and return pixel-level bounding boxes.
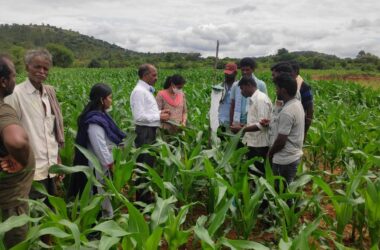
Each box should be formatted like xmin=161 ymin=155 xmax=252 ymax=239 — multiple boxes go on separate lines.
xmin=275 ymin=48 xmax=295 ymax=61
xmin=46 ymin=43 xmax=74 ymax=68
xmin=9 ymin=45 xmax=25 ymax=72
xmin=88 ymin=59 xmax=102 ymax=68
xmin=312 ymin=57 xmax=326 ymax=69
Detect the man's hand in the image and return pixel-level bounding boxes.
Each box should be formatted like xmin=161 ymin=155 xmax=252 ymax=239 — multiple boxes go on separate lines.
xmin=160 ymin=109 xmax=171 ymax=121
xmin=266 ymin=151 xmax=273 ymax=160
xmin=275 ymin=100 xmax=284 ymax=107
xmin=107 ymin=163 xmax=114 ymax=172
xmin=55 ymin=155 xmax=65 ymax=181
xmin=259 ymin=118 xmax=270 ymax=127
xmin=0 ymin=156 xmax=24 ymax=173
xmin=56 ymin=174 xmax=65 ymax=182
xmin=230 ymin=124 xmax=243 ymax=134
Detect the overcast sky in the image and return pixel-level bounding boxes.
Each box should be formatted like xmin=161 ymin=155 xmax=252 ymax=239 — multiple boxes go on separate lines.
xmin=2 ymin=0 xmax=380 ymax=58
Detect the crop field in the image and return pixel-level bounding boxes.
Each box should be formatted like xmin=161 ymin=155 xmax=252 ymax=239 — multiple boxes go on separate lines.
xmin=2 ymin=68 xmax=380 ymax=249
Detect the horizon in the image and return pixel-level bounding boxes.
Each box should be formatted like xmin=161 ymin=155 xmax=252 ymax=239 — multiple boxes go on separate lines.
xmin=1 ymin=23 xmax=377 ymax=60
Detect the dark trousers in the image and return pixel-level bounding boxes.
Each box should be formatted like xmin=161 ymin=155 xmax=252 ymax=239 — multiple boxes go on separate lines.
xmin=272 ymin=159 xmax=300 ymax=207
xmin=135 ymin=125 xmax=157 ymax=203
xmin=29 ymin=176 xmax=57 ymax=208
xmin=1 ymin=202 xmax=29 ymax=249
xmin=271 ymin=159 xmax=300 ymax=186
xmin=247 ymin=146 xmax=269 ymax=177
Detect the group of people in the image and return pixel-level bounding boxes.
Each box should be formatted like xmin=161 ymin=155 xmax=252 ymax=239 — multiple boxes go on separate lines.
xmin=0 ymin=48 xmax=313 ymax=248
xmin=0 ymin=50 xmax=189 ymax=247
xmin=211 ymin=58 xmax=313 ymax=187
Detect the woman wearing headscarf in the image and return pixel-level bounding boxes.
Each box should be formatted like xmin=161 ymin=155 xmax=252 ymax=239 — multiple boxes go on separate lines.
xmin=155 ymin=74 xmax=187 ymax=134
xmin=68 ymin=83 xmax=126 ymax=218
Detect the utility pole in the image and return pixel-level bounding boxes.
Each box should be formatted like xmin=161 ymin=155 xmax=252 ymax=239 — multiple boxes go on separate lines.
xmin=213 ymin=40 xmax=219 ymax=83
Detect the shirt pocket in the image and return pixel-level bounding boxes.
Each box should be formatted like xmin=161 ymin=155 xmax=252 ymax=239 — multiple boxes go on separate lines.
xmin=45 ymin=114 xmax=56 ymax=135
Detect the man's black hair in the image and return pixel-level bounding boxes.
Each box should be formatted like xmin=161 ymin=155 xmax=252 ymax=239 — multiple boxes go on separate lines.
xmin=238 ymin=76 xmax=257 ymax=88
xmin=273 ymin=72 xmax=297 ymax=97
xmin=271 ymin=62 xmax=294 ymax=74
xmin=240 ymin=57 xmax=257 ymax=70
xmin=288 ymin=60 xmax=300 ymax=75
xmin=0 ymin=55 xmax=11 ymax=79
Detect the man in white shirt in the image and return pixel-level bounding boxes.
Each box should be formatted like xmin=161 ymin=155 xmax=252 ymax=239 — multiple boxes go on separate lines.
xmin=5 ymin=49 xmax=63 ymax=202
xmin=230 ymin=57 xmax=267 ymax=126
xmin=230 ymin=77 xmax=272 ymax=176
xmin=130 ymin=64 xmax=170 ymax=203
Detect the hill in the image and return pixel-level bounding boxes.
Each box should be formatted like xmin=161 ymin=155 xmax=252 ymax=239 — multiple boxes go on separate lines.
xmin=0 ymin=24 xmax=379 ymax=71
xmin=0 ymin=24 xmax=204 ymax=69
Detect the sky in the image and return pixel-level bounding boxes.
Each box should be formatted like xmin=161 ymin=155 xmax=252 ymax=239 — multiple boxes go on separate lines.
xmin=1 ymin=0 xmax=380 ymax=58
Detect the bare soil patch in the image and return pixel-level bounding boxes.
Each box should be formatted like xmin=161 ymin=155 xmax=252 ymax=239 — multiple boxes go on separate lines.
xmin=312 ymin=74 xmax=380 ymax=89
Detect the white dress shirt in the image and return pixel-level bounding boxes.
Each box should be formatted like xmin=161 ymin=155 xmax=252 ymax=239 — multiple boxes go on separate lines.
xmin=130 ymin=80 xmax=160 ymax=127
xmin=5 ymin=79 xmax=59 ymax=181
xmin=242 ymin=90 xmax=273 ymax=147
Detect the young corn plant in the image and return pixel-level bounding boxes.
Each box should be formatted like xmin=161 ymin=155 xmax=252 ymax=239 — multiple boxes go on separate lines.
xmin=194 ymin=209 xmax=269 ymax=250
xmin=312 ymin=162 xmax=368 ymax=243
xmin=362 ymin=177 xmax=380 ymax=249
xmin=258 ymin=161 xmax=315 ymax=243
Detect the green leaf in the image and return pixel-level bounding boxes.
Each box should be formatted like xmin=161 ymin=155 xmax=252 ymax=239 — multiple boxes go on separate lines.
xmin=151 ymin=196 xmax=177 ymax=230
xmin=215 ymin=181 xmax=227 ymax=208
xmin=208 ymin=198 xmax=233 ymax=237
xmin=194 ymin=216 xmax=215 ymax=249
xmin=49 ymin=164 xmax=101 ymax=187
xmin=99 ymin=235 xmax=120 ymax=250
xmin=37 ymin=227 xmax=71 ymax=238
xmin=290 ymin=216 xmax=322 ymax=250
xmin=279 ymin=238 xmax=292 ymax=250
xmin=146 ymin=166 xmax=165 ymax=198
xmin=288 ymin=174 xmax=312 ymax=193
xmin=219 ymin=237 xmax=269 ymax=250
xmin=32 ymin=181 xmax=68 ymax=219
xmin=312 ymin=176 xmax=338 ymax=208
xmin=58 ymin=219 xmax=81 ymax=248
xmin=0 ymin=214 xmax=41 ymax=235
xmin=145 ymin=227 xmax=163 ymax=250
xmin=163 ymin=182 xmax=180 ymax=199
xmin=75 ymin=144 xmax=103 ymax=176
xmin=92 ymin=220 xmax=130 ymax=237
xmin=125 ymin=201 xmax=150 ymax=247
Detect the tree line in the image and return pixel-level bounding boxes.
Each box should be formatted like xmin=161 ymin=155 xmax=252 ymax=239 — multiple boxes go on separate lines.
xmin=1 ymin=24 xmax=379 ymax=72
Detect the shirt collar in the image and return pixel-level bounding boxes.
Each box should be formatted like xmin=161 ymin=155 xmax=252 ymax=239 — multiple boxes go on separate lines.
xmin=25 ymin=78 xmax=45 ymax=95
xmin=283 ymin=98 xmax=297 ymax=107
xmin=137 ymin=79 xmax=155 ymax=93
xmin=250 ymin=89 xmax=259 ymax=102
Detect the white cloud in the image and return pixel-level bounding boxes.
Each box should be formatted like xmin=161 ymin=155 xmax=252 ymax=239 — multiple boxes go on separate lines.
xmin=0 ymin=0 xmax=379 ymax=58
xmin=226 ymin=5 xmax=256 ymax=15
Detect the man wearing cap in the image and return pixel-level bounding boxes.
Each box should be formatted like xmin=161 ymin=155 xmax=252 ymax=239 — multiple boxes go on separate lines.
xmin=209 ymin=62 xmax=238 ymax=132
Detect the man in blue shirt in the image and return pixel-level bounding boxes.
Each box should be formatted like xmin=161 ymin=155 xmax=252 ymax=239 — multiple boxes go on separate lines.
xmin=210 ymin=63 xmax=238 ymax=132
xmin=230 ymin=58 xmax=267 ymax=126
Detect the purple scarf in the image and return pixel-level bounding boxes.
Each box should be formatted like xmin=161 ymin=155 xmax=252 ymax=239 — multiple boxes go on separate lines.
xmin=73 ymin=111 xmax=126 ymax=166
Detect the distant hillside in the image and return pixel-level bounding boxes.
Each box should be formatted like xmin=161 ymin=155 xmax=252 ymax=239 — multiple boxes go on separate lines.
xmin=1 ymin=24 xmax=379 ymax=71
xmin=0 ymin=24 xmax=141 ymax=67
xmin=0 ymin=24 xmax=203 ymax=68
